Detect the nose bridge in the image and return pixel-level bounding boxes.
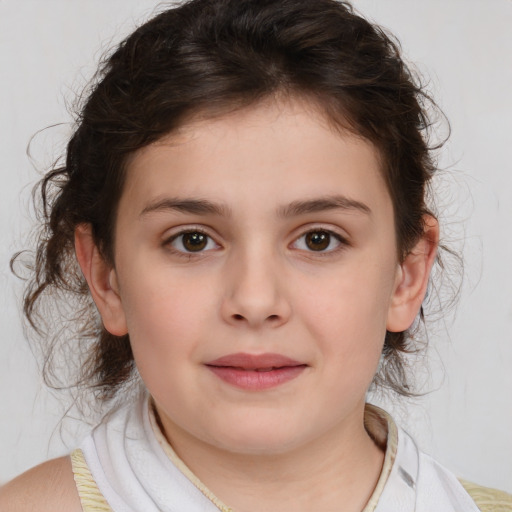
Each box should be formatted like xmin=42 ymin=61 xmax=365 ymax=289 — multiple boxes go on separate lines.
xmin=222 ymin=236 xmax=290 ymax=327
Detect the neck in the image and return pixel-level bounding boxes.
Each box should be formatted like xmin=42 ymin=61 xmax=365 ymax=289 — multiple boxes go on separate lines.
xmin=157 ymin=404 xmax=385 ymax=512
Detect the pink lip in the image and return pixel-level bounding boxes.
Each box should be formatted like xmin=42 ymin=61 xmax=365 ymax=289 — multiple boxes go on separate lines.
xmin=205 ymin=353 xmax=307 ymax=390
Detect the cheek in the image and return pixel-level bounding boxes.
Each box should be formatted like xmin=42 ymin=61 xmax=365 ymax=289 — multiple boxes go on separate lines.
xmin=299 ymin=258 xmax=396 ymax=366
xmin=118 ymin=268 xmax=215 ymax=375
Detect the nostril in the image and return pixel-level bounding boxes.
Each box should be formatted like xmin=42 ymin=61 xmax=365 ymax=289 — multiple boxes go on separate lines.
xmin=232 ymin=313 xmax=281 ymax=321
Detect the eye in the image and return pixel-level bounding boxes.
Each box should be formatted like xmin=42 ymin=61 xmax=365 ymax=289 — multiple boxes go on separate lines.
xmin=293 ymin=230 xmax=344 ymax=252
xmin=168 ymin=230 xmax=219 ymax=253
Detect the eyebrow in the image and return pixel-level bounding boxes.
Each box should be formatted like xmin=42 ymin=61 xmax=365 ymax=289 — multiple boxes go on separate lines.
xmin=140 ymin=198 xmax=231 ymax=217
xmin=276 ymin=195 xmax=371 ymax=217
xmin=140 ymin=194 xmax=371 ymax=218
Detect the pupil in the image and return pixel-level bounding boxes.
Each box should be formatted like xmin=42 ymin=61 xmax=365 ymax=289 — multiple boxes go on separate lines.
xmin=306 ymin=231 xmax=330 ymax=251
xmin=183 ymin=232 xmax=207 ymax=251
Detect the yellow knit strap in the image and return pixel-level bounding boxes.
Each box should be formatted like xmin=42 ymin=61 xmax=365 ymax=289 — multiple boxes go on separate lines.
xmin=70 ymin=448 xmax=113 ymax=512
xmin=459 ymin=479 xmax=512 ymax=512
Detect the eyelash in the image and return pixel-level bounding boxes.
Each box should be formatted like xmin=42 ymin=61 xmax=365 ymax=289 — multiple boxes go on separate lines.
xmin=164 ymin=227 xmax=349 ymax=258
xmin=164 ymin=227 xmax=219 ymax=258
xmin=291 ymin=229 xmax=348 ymax=256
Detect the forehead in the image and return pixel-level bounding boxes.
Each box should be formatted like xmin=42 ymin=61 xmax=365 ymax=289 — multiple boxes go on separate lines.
xmin=120 ymin=98 xmax=391 ymax=220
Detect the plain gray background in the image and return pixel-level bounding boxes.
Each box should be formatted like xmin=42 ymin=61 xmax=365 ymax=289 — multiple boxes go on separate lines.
xmin=1 ymin=0 xmax=511 ymax=492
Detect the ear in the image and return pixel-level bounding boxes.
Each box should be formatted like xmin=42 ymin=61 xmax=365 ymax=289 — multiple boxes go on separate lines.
xmin=74 ymin=224 xmax=128 ymax=336
xmin=386 ymin=215 xmax=439 ymax=332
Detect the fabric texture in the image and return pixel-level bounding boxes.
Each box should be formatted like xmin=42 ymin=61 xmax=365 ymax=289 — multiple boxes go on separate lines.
xmin=72 ymin=392 xmax=511 ymax=511
xmin=460 ymin=480 xmax=512 ymax=512
xmin=71 ymin=449 xmax=112 ymax=512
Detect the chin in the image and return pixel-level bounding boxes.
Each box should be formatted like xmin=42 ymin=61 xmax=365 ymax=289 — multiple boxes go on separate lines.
xmin=206 ymin=417 xmax=310 ymax=456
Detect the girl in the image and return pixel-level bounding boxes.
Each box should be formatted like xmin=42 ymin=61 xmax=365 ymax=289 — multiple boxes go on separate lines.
xmin=1 ymin=0 xmax=511 ymax=510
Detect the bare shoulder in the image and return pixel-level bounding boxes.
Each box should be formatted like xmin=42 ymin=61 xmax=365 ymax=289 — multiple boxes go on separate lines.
xmin=0 ymin=456 xmax=82 ymax=512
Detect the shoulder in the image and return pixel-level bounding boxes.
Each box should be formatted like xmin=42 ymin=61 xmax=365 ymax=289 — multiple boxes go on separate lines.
xmin=0 ymin=456 xmax=82 ymax=512
xmin=460 ymin=479 xmax=512 ymax=512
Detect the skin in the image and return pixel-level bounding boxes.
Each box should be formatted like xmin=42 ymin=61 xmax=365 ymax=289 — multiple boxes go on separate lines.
xmin=0 ymin=457 xmax=81 ymax=511
xmin=1 ymin=97 xmax=437 ymax=511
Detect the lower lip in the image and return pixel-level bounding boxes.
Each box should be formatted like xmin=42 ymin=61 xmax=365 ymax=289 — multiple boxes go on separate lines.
xmin=206 ymin=365 xmax=307 ymax=390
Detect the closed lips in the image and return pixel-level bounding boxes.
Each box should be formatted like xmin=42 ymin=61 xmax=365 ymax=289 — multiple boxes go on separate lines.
xmin=205 ymin=352 xmax=306 ymax=369
xmin=205 ymin=353 xmax=308 ymax=390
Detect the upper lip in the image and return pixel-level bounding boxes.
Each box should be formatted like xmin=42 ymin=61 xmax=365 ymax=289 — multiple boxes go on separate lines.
xmin=205 ymin=352 xmax=306 ymax=370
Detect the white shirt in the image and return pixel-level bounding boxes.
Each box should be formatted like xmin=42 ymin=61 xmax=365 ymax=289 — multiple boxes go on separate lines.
xmin=76 ymin=392 xmax=479 ymax=512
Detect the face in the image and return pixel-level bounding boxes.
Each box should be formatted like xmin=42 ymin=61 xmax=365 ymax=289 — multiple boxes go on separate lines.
xmin=108 ymin=99 xmax=403 ymax=454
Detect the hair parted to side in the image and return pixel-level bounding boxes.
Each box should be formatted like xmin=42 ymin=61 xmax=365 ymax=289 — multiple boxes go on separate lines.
xmin=15 ymin=0 xmax=451 ymax=406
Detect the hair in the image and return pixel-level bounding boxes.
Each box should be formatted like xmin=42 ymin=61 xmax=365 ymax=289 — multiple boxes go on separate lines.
xmin=15 ymin=0 xmax=450 ymax=407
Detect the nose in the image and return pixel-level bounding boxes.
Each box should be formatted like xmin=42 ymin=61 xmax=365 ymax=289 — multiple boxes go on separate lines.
xmin=220 ymin=246 xmax=292 ymax=329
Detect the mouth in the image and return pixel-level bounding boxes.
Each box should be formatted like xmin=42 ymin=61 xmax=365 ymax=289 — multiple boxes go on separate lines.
xmin=205 ymin=353 xmax=308 ymax=390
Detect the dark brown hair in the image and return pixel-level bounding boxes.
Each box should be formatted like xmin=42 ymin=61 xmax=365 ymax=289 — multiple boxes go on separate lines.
xmin=17 ymin=0 xmax=448 ymax=404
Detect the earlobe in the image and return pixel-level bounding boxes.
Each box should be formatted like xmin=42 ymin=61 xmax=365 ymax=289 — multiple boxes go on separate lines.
xmin=74 ymin=224 xmax=128 ymax=336
xmin=386 ymin=215 xmax=439 ymax=332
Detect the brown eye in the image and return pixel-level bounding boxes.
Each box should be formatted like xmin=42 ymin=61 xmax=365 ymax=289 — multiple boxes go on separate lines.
xmin=292 ymin=230 xmax=343 ymax=253
xmin=170 ymin=231 xmax=218 ymax=253
xmin=182 ymin=232 xmax=207 ymax=251
xmin=305 ymin=231 xmax=331 ymax=251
